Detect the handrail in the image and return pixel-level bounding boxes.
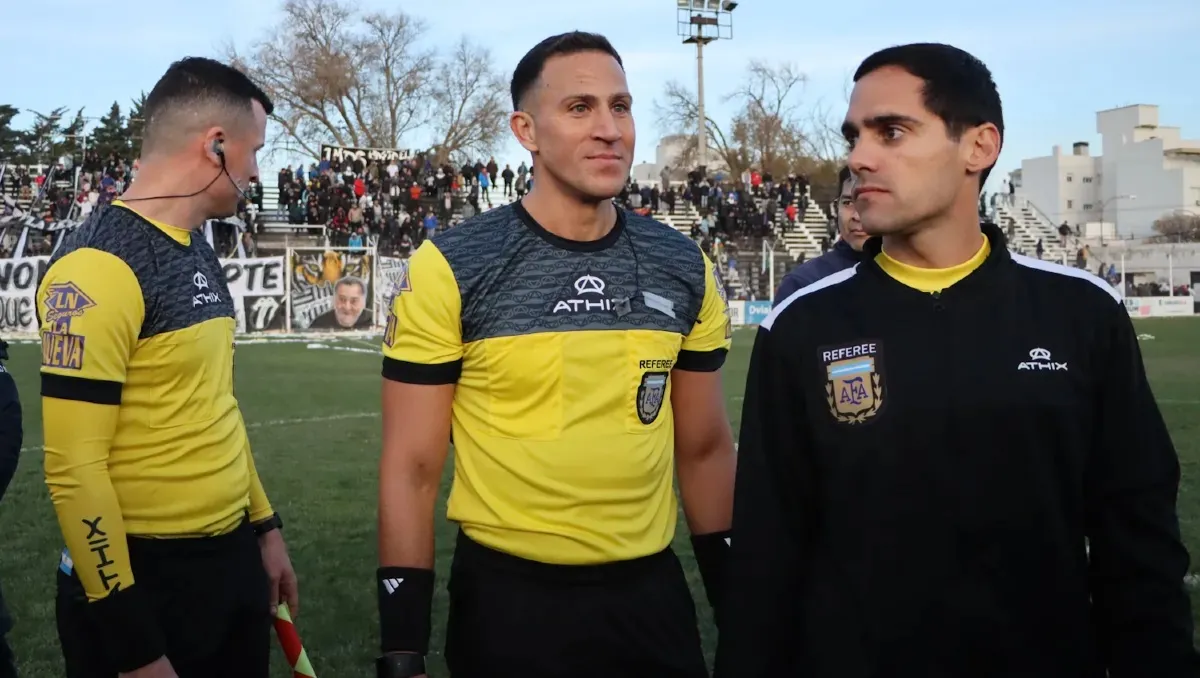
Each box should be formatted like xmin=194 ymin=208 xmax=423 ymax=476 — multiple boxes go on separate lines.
xmin=1014 ymin=196 xmax=1059 ymax=230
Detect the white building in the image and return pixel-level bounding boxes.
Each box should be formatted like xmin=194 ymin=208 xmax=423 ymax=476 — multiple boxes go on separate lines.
xmin=1015 ymin=104 xmax=1200 ymax=239
xmin=629 ymin=134 xmax=729 ymax=187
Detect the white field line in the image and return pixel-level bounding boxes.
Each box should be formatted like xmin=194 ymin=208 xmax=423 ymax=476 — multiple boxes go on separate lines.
xmin=20 ymin=411 xmax=380 ymax=454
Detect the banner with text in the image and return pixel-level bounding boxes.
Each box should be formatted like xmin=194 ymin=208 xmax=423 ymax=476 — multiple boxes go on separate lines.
xmin=0 ymin=256 xmax=49 ymax=332
xmin=1124 ymin=296 xmax=1196 ymax=318
xmin=321 ymin=145 xmax=413 ymax=166
xmin=223 ymin=257 xmax=287 ymax=333
xmin=728 ymin=300 xmax=745 ymax=327
xmin=289 ymin=249 xmax=375 ymax=331
xmin=744 ymin=300 xmax=772 ymax=326
xmin=0 ymin=256 xmax=289 ymax=334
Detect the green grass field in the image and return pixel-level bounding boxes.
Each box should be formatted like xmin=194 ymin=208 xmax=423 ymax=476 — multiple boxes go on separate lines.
xmin=1 ymin=318 xmax=1199 ymax=676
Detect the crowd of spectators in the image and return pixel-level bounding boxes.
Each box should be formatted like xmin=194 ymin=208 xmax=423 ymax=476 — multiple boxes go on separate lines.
xmin=268 ymin=153 xmax=531 ymax=256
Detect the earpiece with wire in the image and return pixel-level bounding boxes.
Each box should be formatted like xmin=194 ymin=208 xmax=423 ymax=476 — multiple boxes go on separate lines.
xmin=119 ymin=137 xmax=240 ymax=203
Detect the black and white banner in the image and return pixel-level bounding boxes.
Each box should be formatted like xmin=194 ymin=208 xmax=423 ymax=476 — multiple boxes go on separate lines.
xmin=375 ymin=257 xmax=410 ymax=317
xmin=0 ymin=256 xmax=50 ymax=332
xmin=223 ymin=257 xmax=286 ymax=333
xmin=0 ymin=255 xmax=288 ymax=334
xmin=320 ymin=144 xmax=413 ymax=166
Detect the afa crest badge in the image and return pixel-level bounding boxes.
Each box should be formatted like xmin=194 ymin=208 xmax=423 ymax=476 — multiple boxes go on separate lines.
xmin=821 ymin=341 xmax=885 ymax=424
xmin=636 ymin=371 xmax=669 ymax=425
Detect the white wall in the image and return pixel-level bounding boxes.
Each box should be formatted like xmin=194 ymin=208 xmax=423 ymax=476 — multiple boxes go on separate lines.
xmin=1019 ymin=145 xmax=1099 ymax=227
xmin=1094 ymin=242 xmax=1200 ymax=295
xmin=1018 ymin=105 xmax=1200 ymax=240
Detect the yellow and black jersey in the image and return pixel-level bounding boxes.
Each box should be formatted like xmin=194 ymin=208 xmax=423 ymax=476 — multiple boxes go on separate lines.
xmin=383 ymin=202 xmax=731 ymax=565
xmin=39 ymin=201 xmax=273 ymax=602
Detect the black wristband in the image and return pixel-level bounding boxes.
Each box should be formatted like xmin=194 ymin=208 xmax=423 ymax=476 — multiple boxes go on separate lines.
xmin=376 ymin=652 xmax=427 ymax=678
xmin=377 ymin=566 xmax=435 ymax=654
xmin=253 ymin=513 xmax=283 ymax=537
xmin=85 ymin=584 xmax=167 ymax=673
xmin=691 ymin=530 xmax=732 ymax=626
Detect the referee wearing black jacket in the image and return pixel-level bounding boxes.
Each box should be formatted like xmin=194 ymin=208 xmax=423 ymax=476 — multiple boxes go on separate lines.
xmin=716 ymin=43 xmax=1198 ymax=678
xmin=0 ymin=339 xmax=21 ymax=678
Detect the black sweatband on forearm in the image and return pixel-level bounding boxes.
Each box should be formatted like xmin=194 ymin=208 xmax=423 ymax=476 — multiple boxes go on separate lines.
xmin=377 ymin=566 xmax=435 ymax=654
xmin=691 ymin=530 xmax=732 ymax=626
xmin=85 ymin=584 xmax=166 ymax=673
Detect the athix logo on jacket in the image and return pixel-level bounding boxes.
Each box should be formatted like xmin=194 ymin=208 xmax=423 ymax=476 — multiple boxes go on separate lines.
xmin=552 ymin=274 xmax=612 ymax=314
xmin=1017 ymin=347 xmax=1068 ymax=371
xmin=192 ymin=270 xmax=221 ymax=307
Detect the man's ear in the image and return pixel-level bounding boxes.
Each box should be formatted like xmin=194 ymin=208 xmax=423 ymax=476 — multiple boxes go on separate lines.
xmin=963 ymin=122 xmax=1001 ymax=177
xmin=511 ymin=112 xmax=538 ymax=154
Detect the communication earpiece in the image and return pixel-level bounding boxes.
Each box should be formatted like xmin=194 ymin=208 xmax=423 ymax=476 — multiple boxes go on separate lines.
xmin=212 ymin=139 xmax=225 ymax=161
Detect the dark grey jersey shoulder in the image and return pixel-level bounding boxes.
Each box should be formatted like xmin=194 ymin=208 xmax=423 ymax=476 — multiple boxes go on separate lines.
xmin=432 ymin=204 xmax=708 ymax=343
xmin=623 ymin=211 xmax=709 ymax=325
xmin=50 ymin=204 xmax=234 ymax=339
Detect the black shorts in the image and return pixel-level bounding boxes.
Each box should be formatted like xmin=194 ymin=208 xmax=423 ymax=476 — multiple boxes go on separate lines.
xmin=445 ymin=531 xmax=708 ymax=678
xmin=55 ymin=520 xmax=270 ymax=678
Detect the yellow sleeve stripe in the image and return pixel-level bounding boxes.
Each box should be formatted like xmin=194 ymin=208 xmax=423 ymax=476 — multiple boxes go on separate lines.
xmin=676 ymin=348 xmax=728 ymax=372
xmin=42 ymin=373 xmax=122 ymax=405
xmin=381 ymin=356 xmax=463 ymax=385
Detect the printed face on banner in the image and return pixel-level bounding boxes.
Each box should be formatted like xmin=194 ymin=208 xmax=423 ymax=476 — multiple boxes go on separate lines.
xmin=291 ymin=250 xmax=374 ymax=331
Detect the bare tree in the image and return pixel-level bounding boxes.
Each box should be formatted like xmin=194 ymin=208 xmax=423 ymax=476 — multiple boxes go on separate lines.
xmin=1150 ymin=212 xmax=1200 ymax=243
xmin=427 ymin=37 xmax=510 ymax=165
xmin=653 ymin=81 xmax=745 ymax=178
xmin=229 ymin=0 xmax=448 ymax=159
xmin=655 ymin=60 xmax=846 ymax=190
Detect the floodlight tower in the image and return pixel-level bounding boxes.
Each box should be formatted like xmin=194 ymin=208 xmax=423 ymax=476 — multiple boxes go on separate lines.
xmin=677 ymin=0 xmax=736 ymax=177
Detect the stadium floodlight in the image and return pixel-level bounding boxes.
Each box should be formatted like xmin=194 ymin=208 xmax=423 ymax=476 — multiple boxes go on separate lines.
xmin=675 ymin=0 xmax=736 ymax=176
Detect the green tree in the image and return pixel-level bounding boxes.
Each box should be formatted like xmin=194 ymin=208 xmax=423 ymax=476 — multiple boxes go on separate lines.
xmin=57 ymin=107 xmax=87 ymax=167
xmin=92 ymin=102 xmax=128 ymax=161
xmin=126 ymin=91 xmax=147 ymax=158
xmin=0 ymin=105 xmax=21 ymax=162
xmin=21 ymin=107 xmax=68 ymax=167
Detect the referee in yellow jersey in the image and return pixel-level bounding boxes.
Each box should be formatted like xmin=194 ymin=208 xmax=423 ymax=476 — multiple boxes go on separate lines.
xmin=39 ymin=57 xmax=297 ymax=678
xmin=375 ymin=32 xmax=737 ymax=678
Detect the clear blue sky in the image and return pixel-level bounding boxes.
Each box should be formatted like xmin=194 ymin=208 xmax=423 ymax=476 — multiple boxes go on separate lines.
xmin=2 ymin=0 xmax=1197 ymax=193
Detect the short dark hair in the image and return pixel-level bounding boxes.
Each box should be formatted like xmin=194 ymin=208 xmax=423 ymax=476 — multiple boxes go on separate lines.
xmin=510 ymin=32 xmax=623 ymax=111
xmin=853 ymin=43 xmax=1003 ymax=188
xmin=142 ymin=57 xmax=274 ymax=154
xmin=837 ymin=166 xmax=852 ymax=195
xmin=336 ymin=276 xmax=365 ymax=294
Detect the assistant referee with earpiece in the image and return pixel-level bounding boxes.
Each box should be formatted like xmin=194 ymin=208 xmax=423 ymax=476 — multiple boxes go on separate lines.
xmin=40 ymin=57 xmax=297 ymax=678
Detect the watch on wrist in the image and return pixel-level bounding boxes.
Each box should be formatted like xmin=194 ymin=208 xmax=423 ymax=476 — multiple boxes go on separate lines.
xmin=253 ymin=513 xmax=283 ymax=537
xmin=376 ymin=652 xmax=426 ymax=678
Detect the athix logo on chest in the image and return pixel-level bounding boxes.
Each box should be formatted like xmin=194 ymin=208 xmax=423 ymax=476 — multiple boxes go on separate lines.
xmin=553 ymin=274 xmax=613 ymax=314
xmin=820 ymin=341 xmax=885 ymax=424
xmin=1017 ymin=347 xmax=1068 ymax=371
xmin=192 ymin=271 xmax=221 ymax=307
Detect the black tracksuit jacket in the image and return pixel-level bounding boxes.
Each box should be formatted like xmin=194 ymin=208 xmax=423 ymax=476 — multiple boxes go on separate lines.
xmin=715 ymin=224 xmax=1198 ymax=678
